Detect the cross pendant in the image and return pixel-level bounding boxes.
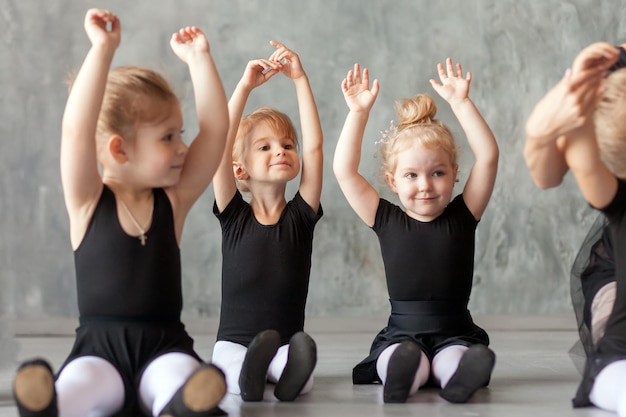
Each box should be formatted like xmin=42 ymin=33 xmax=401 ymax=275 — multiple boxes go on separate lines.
xmin=139 ymin=234 xmax=147 ymax=246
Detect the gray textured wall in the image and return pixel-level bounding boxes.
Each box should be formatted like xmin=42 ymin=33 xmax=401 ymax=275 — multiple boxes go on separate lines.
xmin=2 ymin=0 xmax=626 ymax=342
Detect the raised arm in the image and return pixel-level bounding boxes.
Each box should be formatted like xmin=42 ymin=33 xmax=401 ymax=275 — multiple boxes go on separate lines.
xmin=213 ymin=58 xmax=281 ymax=212
xmin=269 ymin=41 xmax=323 ymax=212
xmin=524 ymin=42 xmax=619 ymax=189
xmin=430 ymin=58 xmax=499 ymax=220
xmin=60 ymin=9 xmax=120 ymax=248
xmin=333 ymin=64 xmax=381 ymax=227
xmin=563 ymin=123 xmax=617 ymax=210
xmin=561 ymin=42 xmax=624 ymax=209
xmin=168 ymin=26 xmax=228 ymax=217
xmin=524 ymin=68 xmax=606 ymax=188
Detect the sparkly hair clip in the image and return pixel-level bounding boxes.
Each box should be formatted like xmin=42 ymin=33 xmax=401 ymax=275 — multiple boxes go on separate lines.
xmin=375 ymin=120 xmax=398 ymax=145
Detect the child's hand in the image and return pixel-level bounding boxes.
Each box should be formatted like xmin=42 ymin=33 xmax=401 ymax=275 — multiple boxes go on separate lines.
xmin=239 ymin=59 xmax=282 ymax=91
xmin=269 ymin=41 xmax=305 ymax=80
xmin=84 ymin=8 xmax=120 ymax=49
xmin=526 ymin=68 xmax=602 ymax=141
xmin=430 ymin=58 xmax=471 ymax=103
xmin=572 ymin=42 xmax=620 ymax=75
xmin=170 ymin=26 xmax=210 ymax=64
xmin=341 ymin=63 xmax=380 ymax=113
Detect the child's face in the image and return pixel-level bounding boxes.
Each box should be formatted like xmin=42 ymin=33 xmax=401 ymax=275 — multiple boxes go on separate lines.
xmin=386 ymin=142 xmax=457 ymax=222
xmin=129 ymin=104 xmax=187 ymax=187
xmin=239 ymin=121 xmax=300 ymax=185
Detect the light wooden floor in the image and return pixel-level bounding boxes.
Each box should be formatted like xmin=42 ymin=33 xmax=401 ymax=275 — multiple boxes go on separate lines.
xmin=0 ymin=316 xmax=615 ymax=417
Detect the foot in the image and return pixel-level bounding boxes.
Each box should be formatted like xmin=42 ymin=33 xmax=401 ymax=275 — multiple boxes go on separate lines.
xmin=274 ymin=332 xmax=317 ymax=401
xmin=439 ymin=344 xmax=496 ymax=403
xmin=159 ymin=363 xmax=227 ymax=417
xmin=13 ymin=358 xmax=57 ymax=417
xmin=383 ymin=341 xmax=422 ymax=403
xmin=239 ymin=329 xmax=281 ymax=402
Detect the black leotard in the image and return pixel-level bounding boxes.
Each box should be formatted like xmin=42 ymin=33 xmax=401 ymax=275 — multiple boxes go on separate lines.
xmin=214 ymin=190 xmax=322 ymax=346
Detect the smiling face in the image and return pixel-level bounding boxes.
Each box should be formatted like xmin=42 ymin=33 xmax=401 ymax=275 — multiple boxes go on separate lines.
xmin=236 ymin=120 xmax=300 ymax=186
xmin=386 ymin=141 xmax=457 ymax=222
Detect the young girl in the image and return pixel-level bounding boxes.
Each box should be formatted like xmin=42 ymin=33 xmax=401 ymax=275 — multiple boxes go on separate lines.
xmin=11 ymin=9 xmax=229 ymax=417
xmin=525 ymin=41 xmax=626 ymax=416
xmin=333 ymin=60 xmax=499 ymax=404
xmin=210 ymin=42 xmax=323 ymax=402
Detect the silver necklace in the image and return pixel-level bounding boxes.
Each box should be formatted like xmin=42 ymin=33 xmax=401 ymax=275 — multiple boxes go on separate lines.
xmin=119 ymin=199 xmax=149 ymax=246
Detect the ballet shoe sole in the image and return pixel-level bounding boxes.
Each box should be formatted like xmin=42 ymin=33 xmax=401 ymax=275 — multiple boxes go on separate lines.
xmin=14 ymin=364 xmax=55 ymax=412
xmin=383 ymin=341 xmax=422 ymax=403
xmin=439 ymin=345 xmax=495 ymax=403
xmin=182 ymin=366 xmax=227 ymax=412
xmin=274 ymin=332 xmax=317 ymax=401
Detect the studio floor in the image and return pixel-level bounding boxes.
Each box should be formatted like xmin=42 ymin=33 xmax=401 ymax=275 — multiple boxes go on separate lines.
xmin=0 ymin=315 xmax=615 ymax=417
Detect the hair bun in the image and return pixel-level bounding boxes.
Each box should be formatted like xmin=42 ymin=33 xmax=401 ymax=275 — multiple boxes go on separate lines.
xmin=395 ymin=94 xmax=437 ymax=127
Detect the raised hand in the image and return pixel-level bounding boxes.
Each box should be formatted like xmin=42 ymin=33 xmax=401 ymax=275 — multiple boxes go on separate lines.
xmin=572 ymin=42 xmax=621 ymax=75
xmin=269 ymin=40 xmax=305 ymax=80
xmin=341 ymin=63 xmax=380 ymax=113
xmin=84 ymin=8 xmax=120 ymax=49
xmin=526 ymin=68 xmax=604 ymax=142
xmin=239 ymin=59 xmax=282 ymax=91
xmin=170 ymin=26 xmax=210 ymax=63
xmin=430 ymin=58 xmax=471 ymax=103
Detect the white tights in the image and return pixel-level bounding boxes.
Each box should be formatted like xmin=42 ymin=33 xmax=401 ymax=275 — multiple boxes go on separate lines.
xmin=589 ymin=360 xmax=626 ymax=417
xmin=375 ymin=343 xmax=469 ymax=398
xmin=375 ymin=343 xmax=429 ymax=397
xmin=211 ymin=340 xmax=314 ymax=397
xmin=55 ymin=353 xmax=201 ymax=417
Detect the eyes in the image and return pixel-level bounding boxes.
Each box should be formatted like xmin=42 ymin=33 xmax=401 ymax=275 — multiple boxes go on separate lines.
xmin=404 ymin=170 xmax=446 ymax=179
xmin=256 ymin=142 xmax=295 ymax=151
xmin=162 ymin=129 xmax=185 ymax=142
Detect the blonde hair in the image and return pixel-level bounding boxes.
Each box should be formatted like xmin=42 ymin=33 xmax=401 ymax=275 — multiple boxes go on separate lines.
xmin=596 ymin=68 xmax=626 ymax=178
xmin=233 ymin=106 xmax=298 ymax=192
xmin=379 ymin=94 xmax=458 ymax=182
xmin=68 ymin=66 xmax=179 ymax=157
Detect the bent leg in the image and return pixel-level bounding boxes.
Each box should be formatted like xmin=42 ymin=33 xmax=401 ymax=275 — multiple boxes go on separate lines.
xmin=211 ymin=341 xmax=247 ymax=395
xmin=140 ymin=352 xmax=225 ymax=417
xmin=436 ymin=344 xmax=495 ymax=403
xmin=269 ymin=332 xmax=317 ymax=401
xmin=56 ymin=356 xmax=125 ymax=417
xmin=590 ymin=282 xmax=616 ymax=347
xmin=432 ymin=344 xmax=468 ymax=388
xmin=589 ymin=359 xmax=626 ymax=417
xmin=376 ymin=342 xmax=429 ymax=403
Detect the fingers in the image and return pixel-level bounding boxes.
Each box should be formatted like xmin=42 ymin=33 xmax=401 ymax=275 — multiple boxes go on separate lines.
xmin=269 ymin=40 xmax=297 ymax=64
xmin=85 ymin=8 xmax=119 ymax=31
xmin=438 ymin=58 xmax=468 ymax=79
xmin=249 ymin=58 xmax=281 ymax=77
xmin=342 ymin=63 xmax=374 ymax=92
xmin=446 ymin=58 xmax=455 ymax=76
xmin=437 ymin=62 xmax=447 ymax=79
xmin=172 ymin=26 xmax=203 ymax=44
xmin=370 ymin=78 xmax=380 ymax=97
xmin=573 ymin=42 xmax=620 ymax=73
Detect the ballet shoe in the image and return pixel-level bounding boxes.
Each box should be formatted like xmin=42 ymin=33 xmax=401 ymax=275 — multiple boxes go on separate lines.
xmin=239 ymin=329 xmax=280 ymax=402
xmin=274 ymin=332 xmax=317 ymax=401
xmin=383 ymin=341 xmax=422 ymax=403
xmin=13 ymin=358 xmax=57 ymax=417
xmin=158 ymin=363 xmax=227 ymax=417
xmin=439 ymin=344 xmax=496 ymax=403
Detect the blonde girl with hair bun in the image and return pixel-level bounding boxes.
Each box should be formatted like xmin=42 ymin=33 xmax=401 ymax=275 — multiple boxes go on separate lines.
xmin=334 ymin=58 xmax=499 ymax=404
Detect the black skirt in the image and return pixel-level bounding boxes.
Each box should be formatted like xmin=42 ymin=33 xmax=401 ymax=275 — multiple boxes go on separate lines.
xmin=353 ymin=300 xmax=489 ymax=384
xmin=59 ymin=316 xmax=201 ymax=417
